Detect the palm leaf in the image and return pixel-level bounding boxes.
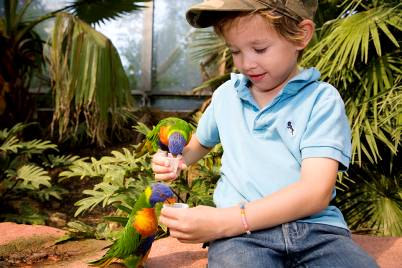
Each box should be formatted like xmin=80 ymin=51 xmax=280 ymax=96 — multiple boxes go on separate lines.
xmin=303 ymin=4 xmax=401 ymax=79
xmin=302 ymin=2 xmax=401 ymax=164
xmin=65 ymin=0 xmax=151 ymax=25
xmin=336 ymin=159 xmax=402 ymax=236
xmin=189 ymin=28 xmax=234 ymax=91
xmin=49 ymin=12 xmax=134 ymax=147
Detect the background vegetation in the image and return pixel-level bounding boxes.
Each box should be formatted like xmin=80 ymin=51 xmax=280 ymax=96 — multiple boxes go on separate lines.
xmin=0 ymin=0 xmax=400 ymax=241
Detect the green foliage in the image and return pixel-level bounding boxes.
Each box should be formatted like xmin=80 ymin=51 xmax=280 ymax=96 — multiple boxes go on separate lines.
xmin=189 ymin=29 xmax=233 ymax=93
xmin=49 ymin=12 xmax=135 ymax=147
xmin=66 ymin=0 xmax=151 ymax=25
xmin=0 ymin=0 xmax=47 ymax=124
xmin=172 ymin=144 xmax=222 ymax=207
xmin=60 ymin=145 xmax=154 ymax=217
xmin=336 ymin=153 xmax=402 ymax=236
xmin=302 ymin=1 xmax=401 ymax=164
xmin=0 ymin=123 xmax=74 ymax=224
xmin=55 ymin=220 xmax=117 ymax=244
xmin=1 ymin=0 xmax=148 ymax=144
xmin=1 ymin=201 xmax=48 ymax=225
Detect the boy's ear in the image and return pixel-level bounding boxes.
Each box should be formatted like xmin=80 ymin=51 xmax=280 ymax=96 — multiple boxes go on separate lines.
xmin=297 ymin=19 xmax=315 ymax=50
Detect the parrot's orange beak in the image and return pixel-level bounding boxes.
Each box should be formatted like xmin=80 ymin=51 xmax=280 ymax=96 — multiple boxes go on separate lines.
xmin=165 ymin=197 xmax=176 ymax=204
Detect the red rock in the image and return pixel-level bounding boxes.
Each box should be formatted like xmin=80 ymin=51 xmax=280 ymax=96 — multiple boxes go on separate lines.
xmin=352 ymin=234 xmax=402 ymax=268
xmin=147 ymin=237 xmax=207 ymax=268
xmin=0 ymin=222 xmax=65 ymax=246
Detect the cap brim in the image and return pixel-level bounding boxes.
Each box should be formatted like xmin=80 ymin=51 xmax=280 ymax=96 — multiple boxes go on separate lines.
xmin=186 ymin=0 xmax=317 ymax=28
xmin=186 ymin=0 xmax=265 ymax=28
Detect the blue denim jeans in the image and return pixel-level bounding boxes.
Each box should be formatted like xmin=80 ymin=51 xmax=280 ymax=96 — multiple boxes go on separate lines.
xmin=208 ymin=222 xmax=378 ymax=267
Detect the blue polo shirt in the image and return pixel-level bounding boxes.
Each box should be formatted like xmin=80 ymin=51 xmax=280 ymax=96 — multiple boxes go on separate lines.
xmin=196 ymin=67 xmax=351 ymax=229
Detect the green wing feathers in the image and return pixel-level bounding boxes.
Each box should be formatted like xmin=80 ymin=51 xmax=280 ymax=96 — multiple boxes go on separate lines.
xmin=146 ymin=117 xmax=192 ymax=151
xmin=89 ymin=191 xmax=151 ymax=267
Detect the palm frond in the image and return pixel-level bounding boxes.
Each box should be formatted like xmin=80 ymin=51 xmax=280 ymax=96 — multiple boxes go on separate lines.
xmin=49 ymin=12 xmax=134 ymax=147
xmin=303 ymin=2 xmax=401 ymax=164
xmin=303 ymin=4 xmax=401 ymax=79
xmin=192 ymin=73 xmax=231 ymax=93
xmin=189 ymin=28 xmax=234 ymax=83
xmin=336 ymin=158 xmax=402 ymax=236
xmin=65 ymin=0 xmax=151 ymax=25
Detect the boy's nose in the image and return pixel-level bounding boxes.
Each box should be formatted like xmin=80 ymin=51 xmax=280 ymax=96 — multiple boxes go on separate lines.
xmin=241 ymin=55 xmax=257 ymax=71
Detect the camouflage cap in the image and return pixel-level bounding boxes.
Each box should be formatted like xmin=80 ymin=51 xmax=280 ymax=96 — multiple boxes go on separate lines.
xmin=186 ymin=0 xmax=318 ymax=28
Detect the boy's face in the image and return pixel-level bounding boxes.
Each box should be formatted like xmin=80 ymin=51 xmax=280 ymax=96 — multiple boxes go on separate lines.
xmin=223 ymin=14 xmax=304 ymax=96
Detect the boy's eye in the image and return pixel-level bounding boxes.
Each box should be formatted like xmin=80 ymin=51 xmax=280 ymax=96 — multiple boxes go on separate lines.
xmin=254 ymin=48 xmax=267 ymax=54
xmin=230 ymin=50 xmax=240 ymax=55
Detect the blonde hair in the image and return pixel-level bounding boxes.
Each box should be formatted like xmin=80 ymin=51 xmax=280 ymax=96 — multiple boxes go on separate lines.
xmin=213 ymin=10 xmax=307 ymax=60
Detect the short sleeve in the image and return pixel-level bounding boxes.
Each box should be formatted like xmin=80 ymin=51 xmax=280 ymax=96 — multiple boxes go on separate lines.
xmin=300 ymin=95 xmax=351 ymax=171
xmin=196 ymin=96 xmax=220 ymax=148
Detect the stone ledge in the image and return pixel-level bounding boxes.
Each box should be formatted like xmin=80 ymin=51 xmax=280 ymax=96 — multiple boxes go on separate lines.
xmin=0 ymin=222 xmax=401 ymax=267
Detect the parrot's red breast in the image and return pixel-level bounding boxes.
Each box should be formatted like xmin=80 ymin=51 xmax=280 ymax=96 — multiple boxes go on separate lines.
xmin=159 ymin=126 xmax=169 ymax=146
xmin=133 ymin=208 xmax=157 ymax=237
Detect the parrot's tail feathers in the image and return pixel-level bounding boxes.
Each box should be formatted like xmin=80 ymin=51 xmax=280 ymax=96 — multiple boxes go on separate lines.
xmin=134 ymin=140 xmax=147 ymax=157
xmin=88 ymin=255 xmax=117 ymax=267
xmin=101 ymin=243 xmax=113 ymax=250
xmin=137 ymin=248 xmax=152 ymax=268
xmin=123 ymin=255 xmax=142 ymax=268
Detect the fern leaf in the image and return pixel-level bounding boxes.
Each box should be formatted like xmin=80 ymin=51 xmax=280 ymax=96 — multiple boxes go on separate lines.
xmin=16 ymin=165 xmax=51 ymax=189
xmin=0 ymin=136 xmax=21 ymax=153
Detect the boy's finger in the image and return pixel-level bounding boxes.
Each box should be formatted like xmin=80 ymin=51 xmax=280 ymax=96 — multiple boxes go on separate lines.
xmin=161 ymin=207 xmax=180 ymax=219
xmin=156 ymin=149 xmax=168 ymax=156
xmin=155 ymin=172 xmax=177 ymax=181
xmin=180 ymin=162 xmax=188 ymax=170
xmin=151 ymin=163 xmax=173 ymax=174
xmin=152 ymin=154 xmax=170 ymax=167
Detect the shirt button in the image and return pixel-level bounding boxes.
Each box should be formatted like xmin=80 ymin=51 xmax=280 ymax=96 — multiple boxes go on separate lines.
xmin=234 ymin=79 xmax=240 ymax=87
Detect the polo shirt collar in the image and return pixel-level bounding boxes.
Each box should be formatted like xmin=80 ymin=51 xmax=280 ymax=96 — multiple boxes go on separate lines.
xmin=232 ymin=67 xmax=321 ymax=102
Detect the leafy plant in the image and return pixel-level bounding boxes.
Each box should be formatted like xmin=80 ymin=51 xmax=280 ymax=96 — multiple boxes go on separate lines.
xmin=0 ymin=0 xmax=150 ymax=145
xmin=336 ymin=152 xmax=402 ymax=236
xmin=48 ymin=12 xmax=135 ymax=147
xmin=172 ymin=143 xmax=222 ymax=207
xmin=59 ymin=145 xmax=154 ymax=217
xmin=302 ymin=1 xmax=401 ymax=164
xmin=0 ymin=123 xmax=74 ymax=223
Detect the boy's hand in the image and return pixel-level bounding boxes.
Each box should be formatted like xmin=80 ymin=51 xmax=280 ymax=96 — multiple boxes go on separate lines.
xmin=159 ymin=205 xmax=227 ymax=244
xmin=151 ymin=150 xmax=187 ymax=181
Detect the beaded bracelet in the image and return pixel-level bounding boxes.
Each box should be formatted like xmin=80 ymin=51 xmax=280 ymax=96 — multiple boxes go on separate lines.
xmin=239 ymin=202 xmax=251 ymax=235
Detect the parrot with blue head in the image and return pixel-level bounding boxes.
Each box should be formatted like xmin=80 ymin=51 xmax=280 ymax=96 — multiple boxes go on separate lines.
xmin=89 ymin=183 xmax=175 ymax=268
xmin=147 ymin=117 xmax=192 ymax=156
xmin=146 ymin=117 xmax=192 ymax=174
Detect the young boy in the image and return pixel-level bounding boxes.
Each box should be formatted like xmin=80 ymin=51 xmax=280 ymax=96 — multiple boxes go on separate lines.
xmin=152 ymin=0 xmax=378 ymax=267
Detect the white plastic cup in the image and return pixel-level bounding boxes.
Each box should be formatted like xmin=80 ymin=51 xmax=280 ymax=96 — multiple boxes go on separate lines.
xmin=163 ymin=203 xmax=189 ymax=208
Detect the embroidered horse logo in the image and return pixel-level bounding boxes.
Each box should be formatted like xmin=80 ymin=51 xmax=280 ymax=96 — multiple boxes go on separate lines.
xmin=287 ymin=121 xmax=295 ymax=136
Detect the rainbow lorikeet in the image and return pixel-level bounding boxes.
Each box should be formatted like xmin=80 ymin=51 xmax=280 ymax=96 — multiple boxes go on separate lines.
xmin=147 ymin=117 xmax=192 ymax=156
xmin=89 ymin=183 xmax=176 ymax=268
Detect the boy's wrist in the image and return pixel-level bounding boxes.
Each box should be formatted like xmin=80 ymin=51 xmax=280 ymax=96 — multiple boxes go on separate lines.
xmin=219 ymin=206 xmax=247 ymax=238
